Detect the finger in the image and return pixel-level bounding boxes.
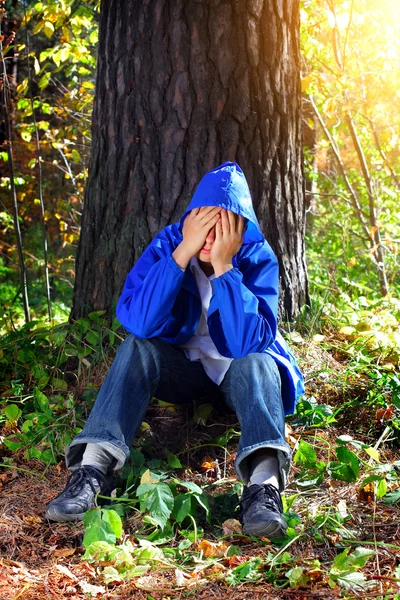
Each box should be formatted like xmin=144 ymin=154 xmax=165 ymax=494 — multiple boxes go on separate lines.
xmin=227 ymin=210 xmax=236 ymax=233
xmin=199 ymin=206 xmax=221 ymax=221
xmin=221 ymin=208 xmax=230 ymax=234
xmin=237 ymin=215 xmax=245 ymax=235
xmin=215 ymin=216 xmax=222 ymax=240
xmin=191 ymin=208 xmax=200 ymax=216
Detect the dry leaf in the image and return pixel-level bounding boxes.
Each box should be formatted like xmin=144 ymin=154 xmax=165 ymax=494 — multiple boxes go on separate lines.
xmin=196 ymin=539 xmax=228 ymax=558
xmin=140 ymin=469 xmax=158 ymax=485
xmin=285 ymin=423 xmax=298 ymax=447
xmin=222 ymin=519 xmax=242 ymax=536
xmin=337 ymin=499 xmax=348 ymax=518
xmin=339 ymin=326 xmax=356 ymax=336
xmin=54 ymin=564 xmax=77 ymax=581
xmin=78 ymin=581 xmax=106 ymax=595
xmin=135 ymin=574 xmax=169 ymax=591
xmin=358 ymin=482 xmax=375 ymax=503
xmin=312 ymin=334 xmax=326 ymax=343
xmin=23 ymin=516 xmax=43 ymax=526
xmin=53 ymin=548 xmax=76 ymax=557
xmin=224 ymin=555 xmax=247 ymax=568
xmin=201 ymin=455 xmax=215 ymax=472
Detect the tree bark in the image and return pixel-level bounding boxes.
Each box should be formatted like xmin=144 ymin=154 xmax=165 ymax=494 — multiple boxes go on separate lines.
xmin=71 ymin=0 xmax=308 ymax=322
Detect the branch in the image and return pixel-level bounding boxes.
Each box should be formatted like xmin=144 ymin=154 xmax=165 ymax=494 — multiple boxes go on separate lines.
xmin=309 ymin=96 xmax=370 ymax=239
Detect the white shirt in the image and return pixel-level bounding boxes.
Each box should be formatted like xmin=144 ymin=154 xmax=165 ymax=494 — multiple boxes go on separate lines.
xmin=179 ymin=257 xmax=233 ymax=385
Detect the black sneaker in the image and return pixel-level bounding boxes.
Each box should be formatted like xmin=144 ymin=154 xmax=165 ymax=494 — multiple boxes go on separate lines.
xmin=45 ymin=466 xmax=114 ymax=522
xmin=238 ymin=483 xmax=287 ymax=538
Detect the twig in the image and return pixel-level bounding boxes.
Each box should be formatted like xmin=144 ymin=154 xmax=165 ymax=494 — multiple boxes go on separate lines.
xmin=0 ymin=17 xmax=30 ymax=322
xmin=23 ymin=2 xmax=52 ymax=323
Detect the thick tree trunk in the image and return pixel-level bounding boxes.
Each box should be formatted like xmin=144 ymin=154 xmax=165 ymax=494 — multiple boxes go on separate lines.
xmin=71 ymin=0 xmax=308 ymax=321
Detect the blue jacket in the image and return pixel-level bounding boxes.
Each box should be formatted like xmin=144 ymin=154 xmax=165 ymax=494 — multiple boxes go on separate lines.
xmin=117 ymin=162 xmax=305 ymax=415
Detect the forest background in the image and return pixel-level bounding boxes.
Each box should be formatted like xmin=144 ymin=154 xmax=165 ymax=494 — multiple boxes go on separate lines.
xmin=1 ymin=0 xmax=400 ymax=598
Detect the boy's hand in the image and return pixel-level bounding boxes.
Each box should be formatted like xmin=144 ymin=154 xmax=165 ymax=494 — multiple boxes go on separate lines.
xmin=211 ymin=209 xmax=244 ymax=277
xmin=173 ymin=207 xmax=221 ymax=269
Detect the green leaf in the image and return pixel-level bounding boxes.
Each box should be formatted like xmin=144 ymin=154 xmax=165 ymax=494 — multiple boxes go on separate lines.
xmin=331 ymin=547 xmax=374 ymax=576
xmin=336 ymin=571 xmax=368 ymax=590
xmin=4 ymin=438 xmax=25 ymax=451
xmin=102 ymin=509 xmax=123 ymax=539
xmin=33 ymin=387 xmax=49 ymax=412
xmin=383 ymin=488 xmax=400 ymax=504
xmin=71 ymin=148 xmax=81 ymax=164
xmin=376 ymin=478 xmax=388 ymax=499
xmin=293 ymin=440 xmax=317 ymax=469
xmin=136 ymin=482 xmax=174 ymax=530
xmin=165 ymin=451 xmax=182 ymax=469
xmin=3 ymin=404 xmax=22 ymax=422
xmin=86 ymin=330 xmax=100 ymax=345
xmin=285 ymin=566 xmax=310 ymax=588
xmin=192 ymin=403 xmax=213 ymax=425
xmin=89 ymin=30 xmax=98 ymax=44
xmin=174 ymin=480 xmax=203 ymax=495
xmin=51 ymin=377 xmax=68 ymax=391
xmin=38 ymin=72 xmax=51 ymax=90
xmin=172 ymin=494 xmax=192 ymax=523
xmin=83 ymin=508 xmax=118 ymax=548
xmin=330 ymin=446 xmax=360 ymax=482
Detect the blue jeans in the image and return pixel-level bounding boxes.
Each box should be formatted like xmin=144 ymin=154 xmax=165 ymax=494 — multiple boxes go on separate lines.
xmin=66 ymin=336 xmax=291 ymax=489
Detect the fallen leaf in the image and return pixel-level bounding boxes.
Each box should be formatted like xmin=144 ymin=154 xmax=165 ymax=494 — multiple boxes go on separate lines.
xmin=337 ymin=499 xmax=348 ymax=518
xmin=224 ymin=555 xmax=246 ymax=568
xmin=222 ymin=519 xmax=242 ymax=536
xmin=339 ymin=326 xmax=356 ymax=336
xmin=375 ymin=407 xmax=393 ymax=421
xmin=23 ymin=516 xmax=43 ymax=526
xmin=54 ymin=564 xmax=77 ymax=581
xmin=196 ymin=539 xmax=228 ymax=558
xmin=78 ymin=581 xmax=106 ymax=595
xmin=135 ymin=574 xmax=170 ymax=591
xmin=312 ymin=334 xmax=326 ymax=343
xmin=286 ymin=331 xmax=305 ymax=344
xmin=358 ymin=482 xmax=375 ymax=503
xmin=53 ymin=548 xmax=76 ymax=557
xmin=201 ymin=455 xmax=215 ymax=472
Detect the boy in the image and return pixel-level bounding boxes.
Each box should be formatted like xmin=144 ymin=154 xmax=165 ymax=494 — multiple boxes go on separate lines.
xmin=46 ymin=162 xmax=304 ymax=537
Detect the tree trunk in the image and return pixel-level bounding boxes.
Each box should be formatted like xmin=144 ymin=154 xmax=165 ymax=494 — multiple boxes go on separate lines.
xmin=71 ymin=0 xmax=308 ymax=322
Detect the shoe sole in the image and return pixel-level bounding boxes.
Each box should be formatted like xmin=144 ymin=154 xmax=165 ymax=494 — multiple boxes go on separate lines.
xmin=243 ymin=518 xmax=287 ymax=538
xmin=45 ymin=506 xmax=85 ymax=522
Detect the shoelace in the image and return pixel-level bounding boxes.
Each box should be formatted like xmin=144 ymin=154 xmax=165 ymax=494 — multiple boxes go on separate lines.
xmin=238 ymin=484 xmax=283 ymax=519
xmin=64 ymin=466 xmax=105 ymax=498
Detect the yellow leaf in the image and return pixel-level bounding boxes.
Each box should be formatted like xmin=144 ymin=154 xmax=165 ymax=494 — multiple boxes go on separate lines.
xmin=43 ymin=21 xmax=54 ymax=38
xmin=365 ymin=447 xmax=380 ymax=462
xmin=312 ymin=334 xmax=326 ymax=343
xmin=140 ymin=469 xmax=158 ymax=485
xmin=287 ymin=331 xmax=304 ymax=344
xmin=301 ymin=75 xmax=314 ymax=93
xmin=339 ymin=326 xmax=356 ymax=336
xmin=196 ymin=539 xmax=228 ymax=558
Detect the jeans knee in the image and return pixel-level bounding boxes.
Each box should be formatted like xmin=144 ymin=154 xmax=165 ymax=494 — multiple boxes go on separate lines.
xmin=232 ymin=353 xmax=281 ymax=387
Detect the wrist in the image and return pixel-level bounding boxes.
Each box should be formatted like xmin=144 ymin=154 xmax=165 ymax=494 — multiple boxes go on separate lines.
xmin=213 ymin=261 xmax=233 ymax=278
xmin=172 ymin=241 xmax=193 ymax=270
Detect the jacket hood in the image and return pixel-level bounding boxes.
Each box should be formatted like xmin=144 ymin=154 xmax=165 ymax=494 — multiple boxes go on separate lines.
xmin=179 ymin=162 xmax=264 ymax=244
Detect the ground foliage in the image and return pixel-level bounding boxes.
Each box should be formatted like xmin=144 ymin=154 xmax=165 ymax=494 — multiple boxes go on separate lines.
xmin=1 ymin=0 xmax=400 ymax=598
xmin=1 ymin=315 xmax=400 ymax=599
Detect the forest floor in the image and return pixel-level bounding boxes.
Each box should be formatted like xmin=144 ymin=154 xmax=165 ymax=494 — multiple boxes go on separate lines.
xmin=1 ymin=340 xmax=400 ymax=600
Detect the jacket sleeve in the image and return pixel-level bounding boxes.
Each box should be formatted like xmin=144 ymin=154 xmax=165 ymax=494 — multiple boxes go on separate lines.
xmin=207 ymin=242 xmax=279 ymax=358
xmin=116 ymin=234 xmax=185 ymax=338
